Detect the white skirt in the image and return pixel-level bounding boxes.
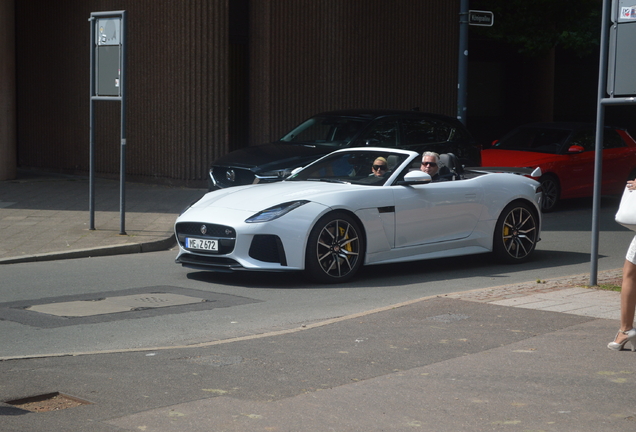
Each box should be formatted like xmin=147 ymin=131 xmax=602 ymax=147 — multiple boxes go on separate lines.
xmin=627 ymin=235 xmax=636 ymax=264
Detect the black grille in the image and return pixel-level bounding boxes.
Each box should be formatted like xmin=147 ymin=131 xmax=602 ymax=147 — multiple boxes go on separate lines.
xmin=177 ymin=253 xmax=242 ymax=269
xmin=176 ymin=222 xmax=235 ymax=237
xmin=175 ymin=222 xmax=236 ymax=255
xmin=212 ymin=166 xmax=256 ymax=187
xmin=248 ymin=235 xmax=287 ymax=265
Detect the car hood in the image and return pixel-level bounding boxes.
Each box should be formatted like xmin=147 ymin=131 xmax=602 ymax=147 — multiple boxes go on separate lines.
xmin=211 ymin=142 xmax=335 ymax=172
xmin=188 ymin=181 xmax=353 ymax=213
xmin=481 ymin=149 xmax=562 ymax=168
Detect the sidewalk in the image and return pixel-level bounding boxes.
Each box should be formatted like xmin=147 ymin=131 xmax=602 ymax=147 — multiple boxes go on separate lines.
xmin=0 ymin=170 xmax=206 ymax=263
xmin=1 ymin=170 xmax=633 ymax=431
xmin=0 ymin=280 xmax=632 ymax=432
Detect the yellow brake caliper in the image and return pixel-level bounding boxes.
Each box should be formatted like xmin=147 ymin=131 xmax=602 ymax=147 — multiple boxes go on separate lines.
xmin=339 ymin=226 xmax=352 ymax=252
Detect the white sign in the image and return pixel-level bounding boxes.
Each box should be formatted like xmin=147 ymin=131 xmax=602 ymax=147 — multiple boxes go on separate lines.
xmin=621 ymin=7 xmax=636 ymax=19
xmin=96 ymin=18 xmax=121 ymax=45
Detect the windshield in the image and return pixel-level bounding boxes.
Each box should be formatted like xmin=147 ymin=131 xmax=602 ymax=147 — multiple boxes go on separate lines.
xmin=280 ymin=116 xmax=370 ymax=147
xmin=494 ymin=127 xmax=571 ymax=154
xmin=286 ymin=150 xmax=410 ymax=186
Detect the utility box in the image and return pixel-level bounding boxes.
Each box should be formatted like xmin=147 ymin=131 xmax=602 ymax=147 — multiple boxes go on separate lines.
xmin=608 ymin=0 xmax=636 ymax=96
xmin=95 ymin=17 xmax=121 ymax=97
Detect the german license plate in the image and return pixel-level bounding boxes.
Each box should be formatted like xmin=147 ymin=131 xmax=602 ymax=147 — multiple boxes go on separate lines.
xmin=186 ymin=238 xmax=218 ymax=252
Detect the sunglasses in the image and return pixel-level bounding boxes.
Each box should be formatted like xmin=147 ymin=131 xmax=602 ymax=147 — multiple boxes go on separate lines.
xmin=421 ymin=162 xmax=438 ymax=167
xmin=372 ymin=165 xmax=387 ymax=170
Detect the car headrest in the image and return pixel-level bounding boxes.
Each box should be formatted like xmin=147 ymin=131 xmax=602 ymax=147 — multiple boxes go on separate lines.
xmin=439 ymin=153 xmax=463 ymax=174
xmin=387 ymin=154 xmax=400 ymax=170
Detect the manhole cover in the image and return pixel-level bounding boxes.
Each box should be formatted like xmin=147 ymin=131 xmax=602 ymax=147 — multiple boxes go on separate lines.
xmin=26 ymin=293 xmax=208 ymax=317
xmin=6 ymin=392 xmax=92 ymax=412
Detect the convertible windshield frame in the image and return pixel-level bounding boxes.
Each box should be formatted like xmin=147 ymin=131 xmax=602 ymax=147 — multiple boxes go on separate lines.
xmin=286 ymin=150 xmax=412 ymax=186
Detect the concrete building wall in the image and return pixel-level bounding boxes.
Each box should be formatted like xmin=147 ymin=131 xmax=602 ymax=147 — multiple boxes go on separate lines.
xmin=0 ymin=0 xmax=16 ymax=181
xmin=14 ymin=1 xmax=458 ymax=185
xmin=249 ymin=0 xmax=459 ymax=146
xmin=15 ymin=0 xmax=228 ymax=185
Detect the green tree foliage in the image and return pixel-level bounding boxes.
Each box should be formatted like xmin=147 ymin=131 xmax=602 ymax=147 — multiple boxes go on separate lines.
xmin=475 ymin=0 xmax=602 ymax=57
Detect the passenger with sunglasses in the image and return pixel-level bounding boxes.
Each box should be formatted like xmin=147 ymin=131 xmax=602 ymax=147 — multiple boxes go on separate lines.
xmin=370 ymin=157 xmax=389 ymax=177
xmin=420 ymin=151 xmax=448 ymax=182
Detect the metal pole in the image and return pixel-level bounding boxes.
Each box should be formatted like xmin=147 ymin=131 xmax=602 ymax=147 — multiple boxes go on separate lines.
xmin=89 ymin=10 xmax=126 ymax=233
xmin=88 ymin=16 xmax=96 ymax=231
xmin=119 ymin=11 xmax=127 ymax=235
xmin=590 ymin=0 xmax=612 ymax=286
xmin=457 ymin=0 xmax=469 ymax=125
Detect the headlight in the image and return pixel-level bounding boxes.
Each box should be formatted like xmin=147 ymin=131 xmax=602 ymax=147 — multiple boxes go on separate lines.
xmin=245 ymin=200 xmax=309 ymax=223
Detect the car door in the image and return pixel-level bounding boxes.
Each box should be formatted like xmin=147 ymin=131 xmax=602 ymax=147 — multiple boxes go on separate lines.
xmin=392 ymin=180 xmax=484 ymax=248
xmin=558 ymin=129 xmax=627 ymax=197
xmin=598 ymin=129 xmax=632 ymax=193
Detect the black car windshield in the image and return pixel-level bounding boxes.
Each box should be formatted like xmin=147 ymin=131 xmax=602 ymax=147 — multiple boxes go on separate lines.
xmin=280 ymin=116 xmax=370 ymax=147
xmin=494 ymin=127 xmax=571 ymax=154
xmin=286 ymin=151 xmax=410 ymax=186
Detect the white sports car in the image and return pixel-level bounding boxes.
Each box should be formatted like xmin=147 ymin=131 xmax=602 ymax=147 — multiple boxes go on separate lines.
xmin=175 ymin=148 xmax=542 ymax=283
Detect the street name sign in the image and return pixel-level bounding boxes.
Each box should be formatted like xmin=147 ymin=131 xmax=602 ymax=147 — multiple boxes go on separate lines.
xmin=469 ymin=10 xmax=494 ymax=27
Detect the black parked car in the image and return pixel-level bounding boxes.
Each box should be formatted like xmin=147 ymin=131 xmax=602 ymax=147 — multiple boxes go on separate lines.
xmin=208 ymin=109 xmax=480 ymax=190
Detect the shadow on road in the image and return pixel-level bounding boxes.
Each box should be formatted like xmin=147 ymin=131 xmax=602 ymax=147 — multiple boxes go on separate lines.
xmin=185 ymin=249 xmax=593 ymax=290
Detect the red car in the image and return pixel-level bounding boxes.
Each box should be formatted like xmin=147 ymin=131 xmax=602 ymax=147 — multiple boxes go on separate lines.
xmin=481 ymin=123 xmax=636 ymax=212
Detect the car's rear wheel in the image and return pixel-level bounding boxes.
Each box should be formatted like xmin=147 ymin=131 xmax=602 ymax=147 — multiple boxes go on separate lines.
xmin=493 ymin=201 xmax=539 ymax=264
xmin=305 ymin=212 xmax=364 ymax=283
xmin=539 ymin=174 xmax=560 ymax=212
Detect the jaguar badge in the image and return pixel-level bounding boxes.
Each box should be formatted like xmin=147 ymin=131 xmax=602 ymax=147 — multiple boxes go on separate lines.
xmin=226 ymin=169 xmax=236 ymax=182
xmin=200 ymin=225 xmax=207 ymax=235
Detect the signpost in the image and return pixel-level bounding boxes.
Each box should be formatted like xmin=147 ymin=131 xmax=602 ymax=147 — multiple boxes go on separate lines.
xmin=457 ymin=5 xmax=494 ymax=125
xmin=88 ymin=11 xmax=127 ymax=235
xmin=590 ymin=0 xmax=636 ymax=285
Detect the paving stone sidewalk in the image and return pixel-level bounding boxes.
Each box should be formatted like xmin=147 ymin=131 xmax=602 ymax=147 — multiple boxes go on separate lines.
xmin=445 ymin=268 xmax=623 ymax=320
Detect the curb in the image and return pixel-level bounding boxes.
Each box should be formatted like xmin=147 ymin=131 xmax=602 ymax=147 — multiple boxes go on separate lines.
xmin=0 ymin=235 xmax=177 ymax=265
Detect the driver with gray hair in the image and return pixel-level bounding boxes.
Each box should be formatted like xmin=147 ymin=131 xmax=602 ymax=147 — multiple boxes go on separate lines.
xmin=420 ymin=151 xmax=448 ymax=182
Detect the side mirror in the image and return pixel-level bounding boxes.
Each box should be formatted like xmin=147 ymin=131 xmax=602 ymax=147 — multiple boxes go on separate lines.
xmin=398 ymin=171 xmax=432 ymax=185
xmin=567 ymin=145 xmax=585 ymax=154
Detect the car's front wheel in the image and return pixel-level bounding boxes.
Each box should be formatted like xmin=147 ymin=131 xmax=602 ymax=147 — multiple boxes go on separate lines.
xmin=539 ymin=174 xmax=560 ymax=212
xmin=493 ymin=201 xmax=539 ymax=264
xmin=305 ymin=212 xmax=364 ymax=283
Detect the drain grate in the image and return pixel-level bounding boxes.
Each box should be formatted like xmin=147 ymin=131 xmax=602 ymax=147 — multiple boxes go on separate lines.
xmin=6 ymin=392 xmax=92 ymax=412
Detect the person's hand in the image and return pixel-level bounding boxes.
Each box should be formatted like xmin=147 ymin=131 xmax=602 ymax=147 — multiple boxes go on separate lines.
xmin=628 ymin=180 xmax=636 ymax=191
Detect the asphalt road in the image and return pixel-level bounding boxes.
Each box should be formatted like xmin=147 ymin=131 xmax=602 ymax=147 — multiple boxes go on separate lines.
xmin=0 ymin=195 xmax=631 ymax=359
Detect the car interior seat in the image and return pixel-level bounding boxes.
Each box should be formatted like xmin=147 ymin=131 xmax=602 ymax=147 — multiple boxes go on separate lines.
xmin=439 ymin=153 xmax=462 ymax=180
xmin=387 ymin=155 xmax=399 ymax=171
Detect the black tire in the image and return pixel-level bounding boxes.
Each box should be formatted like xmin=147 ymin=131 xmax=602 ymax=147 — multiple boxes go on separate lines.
xmin=305 ymin=212 xmax=365 ymax=283
xmin=539 ymin=174 xmax=560 ymax=212
xmin=493 ymin=201 xmax=539 ymax=264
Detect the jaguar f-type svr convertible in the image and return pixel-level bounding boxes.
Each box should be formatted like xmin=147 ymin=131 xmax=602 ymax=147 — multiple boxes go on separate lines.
xmin=175 ymin=148 xmax=542 ymax=283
